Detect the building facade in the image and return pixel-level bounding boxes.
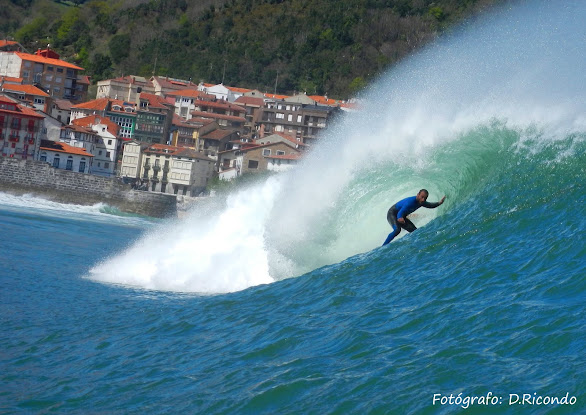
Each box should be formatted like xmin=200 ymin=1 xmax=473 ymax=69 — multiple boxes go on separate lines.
xmin=0 ymin=95 xmax=44 ymax=159
xmin=0 ymin=48 xmax=85 ymax=102
xmin=38 ymin=139 xmax=93 ymax=173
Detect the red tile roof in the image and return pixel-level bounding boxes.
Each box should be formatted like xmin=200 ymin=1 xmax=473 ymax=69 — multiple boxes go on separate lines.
xmin=0 ymin=40 xmax=19 ymax=47
xmin=40 ymin=139 xmax=94 ymax=157
xmin=235 ymin=96 xmax=264 ymax=107
xmin=165 ymin=88 xmax=215 ymax=100
xmin=264 ymin=93 xmax=290 ymax=100
xmin=0 ymin=96 xmax=44 ymax=118
xmin=139 ymin=93 xmax=171 ymax=110
xmin=2 ymin=83 xmax=49 ymax=97
xmin=72 ymin=114 xmax=119 ymax=136
xmin=71 ymin=97 xmax=110 ymax=111
xmin=308 ymin=95 xmax=340 ymax=106
xmin=200 ymin=129 xmax=236 ymax=141
xmin=14 ymin=51 xmax=83 ymax=70
xmin=226 ymin=86 xmax=252 ymax=93
xmin=0 ymin=76 xmax=23 ymax=84
xmin=194 ymin=99 xmax=246 ymax=112
xmin=190 ymin=110 xmax=245 ymax=123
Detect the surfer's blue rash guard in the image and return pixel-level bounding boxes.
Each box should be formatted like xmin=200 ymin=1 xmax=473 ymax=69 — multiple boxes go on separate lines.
xmin=382 ymin=196 xmax=442 ymax=246
xmin=396 ymin=196 xmax=439 ymax=218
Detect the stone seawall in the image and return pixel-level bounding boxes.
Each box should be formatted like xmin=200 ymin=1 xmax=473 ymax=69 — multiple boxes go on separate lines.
xmin=0 ymin=157 xmax=177 ymax=218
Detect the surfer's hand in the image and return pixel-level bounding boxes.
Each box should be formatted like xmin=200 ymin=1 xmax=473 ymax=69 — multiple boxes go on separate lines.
xmin=439 ymin=196 xmax=446 ymax=205
xmin=398 ymin=217 xmax=405 ymax=224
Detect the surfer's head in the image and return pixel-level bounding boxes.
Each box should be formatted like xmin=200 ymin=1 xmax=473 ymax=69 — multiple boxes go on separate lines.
xmin=416 ymin=189 xmax=429 ymax=204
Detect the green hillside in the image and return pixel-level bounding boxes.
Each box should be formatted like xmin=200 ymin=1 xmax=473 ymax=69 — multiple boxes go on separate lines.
xmin=3 ymin=0 xmax=503 ymax=99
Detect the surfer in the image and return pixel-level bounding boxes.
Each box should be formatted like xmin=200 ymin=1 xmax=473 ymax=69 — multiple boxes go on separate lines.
xmin=382 ymin=189 xmax=446 ymax=246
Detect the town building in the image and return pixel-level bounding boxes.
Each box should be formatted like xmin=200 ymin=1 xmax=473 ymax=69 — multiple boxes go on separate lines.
xmin=190 ymin=99 xmax=246 ymax=132
xmin=197 ymin=128 xmax=240 ymax=161
xmin=165 ymin=88 xmax=215 ymax=120
xmin=234 ymin=95 xmax=264 ymax=140
xmin=96 ymin=75 xmax=155 ymax=102
xmin=120 ymin=142 xmax=215 ymax=196
xmin=170 ymin=115 xmax=217 ymax=149
xmin=134 ymin=93 xmax=174 ymax=144
xmin=1 ymin=83 xmax=50 ymax=112
xmin=0 ymin=94 xmax=44 ymax=159
xmin=150 ymin=76 xmax=198 ymax=97
xmin=257 ymin=95 xmax=341 ymax=144
xmin=72 ymin=115 xmax=120 ymax=177
xmin=58 ymin=124 xmax=98 ymax=155
xmin=37 ymin=139 xmax=93 ymax=173
xmin=0 ymin=48 xmax=86 ymax=102
xmin=71 ymin=98 xmax=136 ymax=139
xmin=0 ymin=40 xmax=24 ymax=52
xmin=50 ymin=99 xmax=73 ymax=124
xmin=218 ymin=140 xmax=301 ymax=180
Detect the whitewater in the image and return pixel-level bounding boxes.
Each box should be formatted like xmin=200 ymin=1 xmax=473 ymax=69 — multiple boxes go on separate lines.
xmin=87 ymin=0 xmax=585 ymax=294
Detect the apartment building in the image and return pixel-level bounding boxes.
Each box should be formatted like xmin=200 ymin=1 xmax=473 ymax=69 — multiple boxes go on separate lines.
xmin=134 ymin=93 xmax=174 ymax=144
xmin=0 ymin=94 xmax=44 ymax=159
xmin=0 ymin=48 xmax=86 ymax=102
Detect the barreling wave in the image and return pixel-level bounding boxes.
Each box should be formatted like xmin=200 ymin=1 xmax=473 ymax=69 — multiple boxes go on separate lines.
xmin=88 ymin=0 xmax=585 ymax=294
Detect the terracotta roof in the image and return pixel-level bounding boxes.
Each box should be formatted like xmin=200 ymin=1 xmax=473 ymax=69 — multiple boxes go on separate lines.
xmin=152 ymin=76 xmax=197 ymax=90
xmin=165 ymin=88 xmax=215 ymax=100
xmin=0 ymin=76 xmax=23 ymax=84
xmin=308 ymin=95 xmax=340 ymax=106
xmin=225 ymin=86 xmax=252 ymax=93
xmin=53 ymin=99 xmax=73 ymax=110
xmin=200 ymin=129 xmax=236 ymax=141
xmin=139 ymin=93 xmax=171 ymax=110
xmin=235 ymin=96 xmax=264 ymax=107
xmin=61 ymin=124 xmax=95 ymax=134
xmin=194 ymin=99 xmax=246 ymax=112
xmin=77 ymin=75 xmax=91 ymax=85
xmin=0 ymin=96 xmax=44 ymax=118
xmin=0 ymin=40 xmax=19 ymax=47
xmin=72 ymin=114 xmax=119 ymax=136
xmin=2 ymin=83 xmax=49 ymax=97
xmin=264 ymin=93 xmax=290 ymax=100
xmin=190 ymin=110 xmax=245 ymax=123
xmin=39 ymin=139 xmax=94 ymax=157
xmin=72 ymin=97 xmax=110 ymax=111
xmin=14 ymin=51 xmax=83 ymax=70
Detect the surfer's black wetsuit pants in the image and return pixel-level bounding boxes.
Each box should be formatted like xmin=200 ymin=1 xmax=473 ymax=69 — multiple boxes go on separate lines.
xmin=382 ymin=205 xmax=417 ymax=246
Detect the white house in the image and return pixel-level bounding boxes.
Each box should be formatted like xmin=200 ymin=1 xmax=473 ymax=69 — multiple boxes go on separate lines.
xmin=72 ymin=115 xmax=120 ymax=177
xmin=38 ymin=139 xmax=93 ymax=173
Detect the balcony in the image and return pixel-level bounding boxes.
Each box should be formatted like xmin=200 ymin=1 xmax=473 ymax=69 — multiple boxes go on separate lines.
xmin=9 ymin=136 xmax=19 ymax=142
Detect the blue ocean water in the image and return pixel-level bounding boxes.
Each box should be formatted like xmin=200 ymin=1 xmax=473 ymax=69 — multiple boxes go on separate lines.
xmin=2 ymin=1 xmax=585 ymax=414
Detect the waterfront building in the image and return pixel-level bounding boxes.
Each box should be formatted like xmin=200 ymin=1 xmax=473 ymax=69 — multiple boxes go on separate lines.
xmin=72 ymin=115 xmax=120 ymax=177
xmin=121 ymin=142 xmax=215 ymax=196
xmin=0 ymin=94 xmax=43 ymax=159
xmin=217 ymin=140 xmax=301 ymax=180
xmin=37 ymin=139 xmax=93 ymax=173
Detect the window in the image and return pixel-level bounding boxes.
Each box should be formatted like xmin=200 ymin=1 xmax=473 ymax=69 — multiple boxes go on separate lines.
xmin=248 ymin=160 xmax=259 ymax=169
xmin=66 ymin=158 xmax=73 ymax=170
xmin=263 ymin=149 xmax=271 ymax=156
xmin=106 ymin=152 xmax=111 ymax=158
xmin=297 ymin=115 xmax=302 ymax=123
xmin=55 ymin=77 xmax=62 ymax=83
xmin=57 ymin=68 xmax=63 ymax=73
xmin=47 ymin=66 xmax=54 ymax=71
xmin=98 ymin=150 xmax=102 ymax=156
xmin=45 ymin=74 xmax=53 ymax=82
xmin=107 ymin=140 xmax=112 ymax=145
xmin=79 ymin=161 xmax=86 ymax=172
xmin=277 ymin=150 xmax=285 ymax=155
xmin=288 ymin=114 xmax=293 ymax=122
xmin=105 ymin=162 xmax=109 ymax=169
xmin=40 ymin=153 xmax=47 ymax=162
xmin=276 ymin=113 xmax=284 ymax=119
xmin=53 ymin=157 xmax=60 ymax=168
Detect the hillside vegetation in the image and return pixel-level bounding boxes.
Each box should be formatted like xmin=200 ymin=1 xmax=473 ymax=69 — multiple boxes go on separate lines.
xmin=3 ymin=0 xmax=502 ymax=99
